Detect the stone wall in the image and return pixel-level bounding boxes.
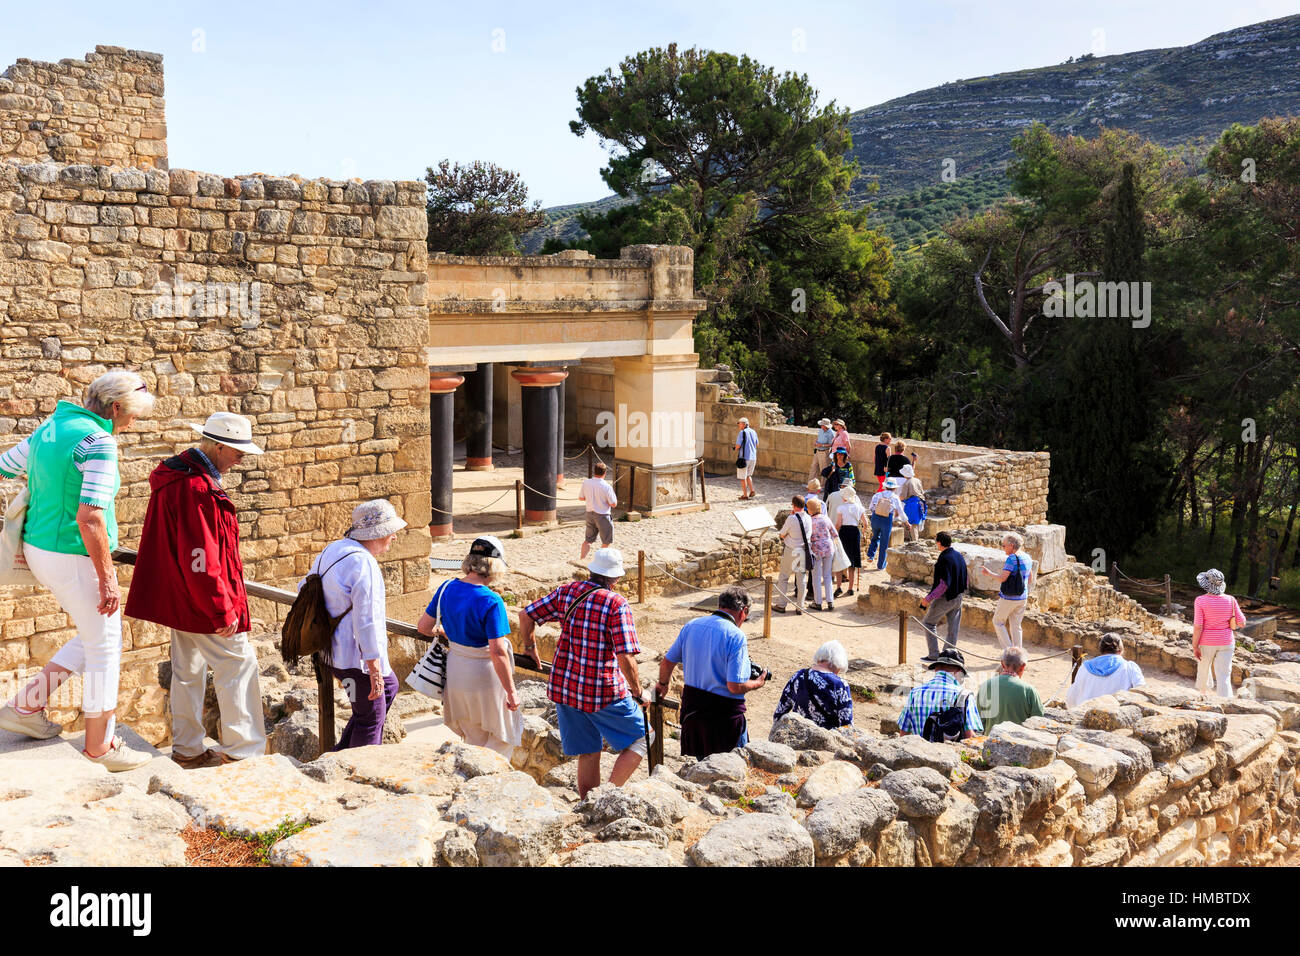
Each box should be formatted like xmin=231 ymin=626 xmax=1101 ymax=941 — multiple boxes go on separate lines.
xmin=1 ymin=47 xmax=166 ymax=170
xmin=0 ymin=158 xmax=432 ymax=742
xmin=928 ymin=452 xmax=1051 ymax=526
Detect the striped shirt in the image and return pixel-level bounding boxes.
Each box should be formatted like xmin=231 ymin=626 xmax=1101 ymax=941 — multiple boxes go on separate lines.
xmin=0 ymin=432 xmax=118 ymax=509
xmin=1194 ymin=594 xmax=1244 ymax=647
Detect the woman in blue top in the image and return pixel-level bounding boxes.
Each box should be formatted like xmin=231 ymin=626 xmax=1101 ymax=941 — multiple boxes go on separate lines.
xmin=772 ymin=641 xmax=853 ymax=731
xmin=417 ymin=535 xmax=521 ymax=757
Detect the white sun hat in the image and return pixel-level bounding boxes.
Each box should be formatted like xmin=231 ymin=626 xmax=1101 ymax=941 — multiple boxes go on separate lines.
xmin=347 ymin=499 xmax=407 ymax=540
xmin=587 ymin=547 xmax=625 ymax=578
xmin=901 ymin=464 xmax=915 ymax=479
xmin=189 ymin=412 xmax=264 ymax=454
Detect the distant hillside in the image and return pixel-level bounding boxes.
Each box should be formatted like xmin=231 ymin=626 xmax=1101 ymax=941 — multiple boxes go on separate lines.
xmin=523 ymin=14 xmax=1300 ymax=252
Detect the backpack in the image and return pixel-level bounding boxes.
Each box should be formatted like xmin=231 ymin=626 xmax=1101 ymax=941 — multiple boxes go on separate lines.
xmin=922 ymin=690 xmax=972 ymax=743
xmin=873 ymin=493 xmax=894 ymax=518
xmin=904 ymin=493 xmax=928 ymax=525
xmin=1001 ymin=554 xmax=1026 ymax=598
xmin=280 ymin=548 xmax=354 ymax=664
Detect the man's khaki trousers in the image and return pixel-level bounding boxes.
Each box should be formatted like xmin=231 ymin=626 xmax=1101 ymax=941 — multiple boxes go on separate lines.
xmin=170 ymin=628 xmax=267 ymax=761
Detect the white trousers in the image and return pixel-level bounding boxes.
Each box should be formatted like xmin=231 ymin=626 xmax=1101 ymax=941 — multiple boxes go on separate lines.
xmin=775 ymin=547 xmax=807 ymax=610
xmin=170 ymin=628 xmax=267 ymax=760
xmin=24 ymin=543 xmax=121 ymax=713
xmin=1195 ymin=643 xmax=1234 ymax=699
xmin=992 ymin=598 xmax=1027 ymax=649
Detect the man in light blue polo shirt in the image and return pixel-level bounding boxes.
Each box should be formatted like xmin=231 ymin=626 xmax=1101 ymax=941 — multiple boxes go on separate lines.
xmin=655 ymin=585 xmax=768 ymax=757
xmin=735 ymin=417 xmax=759 ymax=500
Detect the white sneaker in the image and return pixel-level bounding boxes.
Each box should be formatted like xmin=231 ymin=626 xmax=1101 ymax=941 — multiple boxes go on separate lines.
xmin=83 ymin=736 xmax=152 ymax=773
xmin=0 ymin=704 xmax=63 ymax=740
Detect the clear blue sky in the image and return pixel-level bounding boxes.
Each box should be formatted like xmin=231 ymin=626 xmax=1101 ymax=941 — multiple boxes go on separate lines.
xmin=4 ymin=0 xmax=1297 ymax=206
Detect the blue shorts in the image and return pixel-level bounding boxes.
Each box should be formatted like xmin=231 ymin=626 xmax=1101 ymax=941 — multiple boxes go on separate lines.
xmin=555 ymin=696 xmax=647 ymax=756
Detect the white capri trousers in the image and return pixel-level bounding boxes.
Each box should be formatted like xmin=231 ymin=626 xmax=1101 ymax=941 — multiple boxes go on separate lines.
xmin=1195 ymin=643 xmax=1235 ymax=699
xmin=24 ymin=542 xmax=121 ymax=714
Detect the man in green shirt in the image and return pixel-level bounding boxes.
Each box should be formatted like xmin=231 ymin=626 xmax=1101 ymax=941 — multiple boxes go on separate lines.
xmin=976 ymin=646 xmax=1044 ymax=730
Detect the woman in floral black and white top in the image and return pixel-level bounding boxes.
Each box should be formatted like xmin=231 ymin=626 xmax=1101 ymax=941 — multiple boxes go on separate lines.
xmin=773 ymin=641 xmax=853 ymax=730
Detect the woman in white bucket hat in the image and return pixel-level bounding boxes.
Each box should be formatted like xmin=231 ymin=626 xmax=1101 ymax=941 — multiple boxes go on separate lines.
xmin=301 ymin=499 xmax=406 ymax=750
xmin=417 ymin=534 xmax=522 ymax=757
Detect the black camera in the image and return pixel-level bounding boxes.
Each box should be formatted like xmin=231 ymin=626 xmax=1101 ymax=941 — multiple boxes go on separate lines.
xmin=750 ymin=662 xmax=772 ymax=681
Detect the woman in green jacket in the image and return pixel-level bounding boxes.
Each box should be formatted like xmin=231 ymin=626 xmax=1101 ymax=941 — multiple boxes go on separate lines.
xmin=0 ymin=371 xmax=154 ymax=771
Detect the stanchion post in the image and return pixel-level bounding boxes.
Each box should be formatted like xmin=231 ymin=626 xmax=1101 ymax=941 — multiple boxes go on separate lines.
xmin=515 ymin=479 xmax=523 ymax=531
xmin=698 ymin=459 xmax=708 ymax=506
xmin=587 ymin=445 xmax=594 ymax=479
xmin=898 ymin=608 xmax=907 ymax=665
xmin=628 ymin=466 xmax=636 ymax=515
xmin=764 ymin=576 xmax=772 ymax=639
xmin=649 ymin=694 xmax=665 ymax=771
xmin=1163 ymin=574 xmax=1172 ymax=613
xmin=638 ymin=550 xmax=646 ymax=604
xmin=1071 ymin=644 xmax=1084 ymax=683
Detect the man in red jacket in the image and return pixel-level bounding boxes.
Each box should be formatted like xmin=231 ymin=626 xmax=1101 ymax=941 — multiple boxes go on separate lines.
xmin=125 ymin=412 xmax=267 ymax=768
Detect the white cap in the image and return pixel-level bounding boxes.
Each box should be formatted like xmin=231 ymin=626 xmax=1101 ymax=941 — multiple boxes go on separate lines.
xmin=587 ymin=547 xmax=625 ymax=578
xmin=738 ymin=418 xmax=749 ymax=426
xmin=901 ymin=464 xmax=915 ymax=479
xmin=469 ymin=535 xmax=507 ymax=569
xmin=189 ymin=412 xmax=263 ymax=454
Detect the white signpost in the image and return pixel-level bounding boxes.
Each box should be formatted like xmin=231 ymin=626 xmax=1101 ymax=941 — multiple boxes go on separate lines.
xmin=734 ymin=506 xmax=776 ymax=582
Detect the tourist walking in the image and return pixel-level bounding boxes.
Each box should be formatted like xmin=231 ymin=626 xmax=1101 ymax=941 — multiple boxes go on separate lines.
xmin=579 ymin=461 xmax=618 ymax=560
xmin=126 ymin=412 xmax=267 ymax=767
xmin=809 ymin=418 xmax=833 ymax=482
xmin=979 ymin=532 xmax=1035 ymax=649
xmin=873 ymin=432 xmax=892 ymax=491
xmin=898 ymin=464 xmax=926 ymax=542
xmin=865 ymin=477 xmax=907 ymax=571
xmin=773 ymin=495 xmax=811 ymax=615
xmin=804 ymin=477 xmax=821 ymax=507
xmin=830 ymin=419 xmax=852 ymax=460
xmin=655 ymin=586 xmax=767 ymax=758
xmin=976 ymin=646 xmax=1044 ymax=729
xmin=772 ymin=641 xmax=853 ymax=731
xmin=834 ymin=484 xmax=866 ymax=597
xmin=1192 ymin=568 xmax=1244 ymax=699
xmin=823 ymin=447 xmax=854 ymax=497
xmin=896 ymin=649 xmax=982 ymax=741
xmin=518 ymin=548 xmax=649 ymax=798
xmin=886 ymin=439 xmax=910 ymax=478
xmin=919 ymin=532 xmax=968 ymax=661
xmin=1066 ymin=634 xmax=1145 ymax=708
xmin=0 ymin=371 xmax=154 ymax=771
xmin=806 ymin=499 xmax=839 ymax=611
xmin=306 ymin=501 xmax=405 ymax=752
xmin=420 ymin=535 xmax=522 ymax=756
xmin=735 ymin=418 xmax=758 ymax=500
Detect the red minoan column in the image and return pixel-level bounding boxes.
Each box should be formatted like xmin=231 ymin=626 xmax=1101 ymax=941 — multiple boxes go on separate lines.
xmin=429 ymin=371 xmax=465 ymax=539
xmin=511 ymin=367 xmax=568 ymax=524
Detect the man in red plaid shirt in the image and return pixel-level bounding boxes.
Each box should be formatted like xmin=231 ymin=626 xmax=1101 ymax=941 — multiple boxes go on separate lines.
xmin=519 ymin=547 xmax=650 ymax=797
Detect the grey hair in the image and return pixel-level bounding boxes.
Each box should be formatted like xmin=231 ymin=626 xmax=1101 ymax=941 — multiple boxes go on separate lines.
xmin=1001 ymin=646 xmax=1028 ymax=672
xmin=1003 ymin=531 xmax=1024 ymax=550
xmin=717 ymin=585 xmax=751 ymax=614
xmin=85 ymin=370 xmax=153 ymax=419
xmin=462 ymin=554 xmax=507 ymax=584
xmin=813 ymin=640 xmax=848 ymax=674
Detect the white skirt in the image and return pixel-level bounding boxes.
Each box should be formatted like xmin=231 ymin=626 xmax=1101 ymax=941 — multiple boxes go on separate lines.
xmin=442 ymin=640 xmax=523 ymax=757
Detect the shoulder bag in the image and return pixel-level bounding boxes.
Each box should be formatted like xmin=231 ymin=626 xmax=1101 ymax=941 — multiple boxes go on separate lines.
xmin=0 ymin=488 xmax=36 ymax=587
xmin=406 ymin=580 xmax=452 ymax=699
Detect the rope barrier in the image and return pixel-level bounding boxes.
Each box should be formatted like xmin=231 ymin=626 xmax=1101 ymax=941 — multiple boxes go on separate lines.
xmin=767 ymin=577 xmax=902 ymax=629
xmin=907 ymin=614 xmax=1075 ymax=664
xmin=429 ymin=487 xmax=515 ymax=517
xmin=1111 ymin=564 xmax=1167 ymax=594
xmin=563 ymin=443 xmax=595 ymax=461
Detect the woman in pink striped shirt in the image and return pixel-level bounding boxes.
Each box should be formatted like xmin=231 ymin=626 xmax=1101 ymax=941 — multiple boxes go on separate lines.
xmin=1192 ymin=569 xmax=1245 ymax=699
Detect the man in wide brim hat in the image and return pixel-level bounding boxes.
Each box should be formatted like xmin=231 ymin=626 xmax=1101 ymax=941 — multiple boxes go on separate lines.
xmin=125 ymin=412 xmax=267 ymax=768
xmin=896 ymin=647 xmax=982 ymax=740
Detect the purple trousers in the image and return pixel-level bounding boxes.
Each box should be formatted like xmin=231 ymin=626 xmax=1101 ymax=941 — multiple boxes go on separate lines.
xmin=331 ymin=665 xmax=399 ymax=750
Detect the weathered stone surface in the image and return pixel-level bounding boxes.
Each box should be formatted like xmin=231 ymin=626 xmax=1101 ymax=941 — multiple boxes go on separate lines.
xmin=1023 ymin=524 xmax=1068 ymax=574
xmin=876 ymin=819 xmax=920 ymax=866
xmin=1249 ymin=663 xmax=1300 ymax=684
xmin=597 ymin=817 xmax=670 ymax=848
xmin=1182 ymin=708 xmax=1229 ymax=741
xmin=982 ymin=723 xmax=1058 ymax=769
xmin=797 ymin=760 xmax=865 ymax=807
xmin=851 ymin=734 xmax=960 ymax=775
xmin=952 ymin=543 xmax=1011 ymax=592
xmin=742 ymin=739 xmax=798 ymax=774
xmin=926 ymin=793 xmax=979 ymax=865
xmin=566 ymin=840 xmax=675 ymax=867
xmin=0 ymin=759 xmax=189 ymax=867
xmin=1055 ymin=743 xmax=1121 ymax=795
xmin=880 ymin=767 xmax=949 ymax=818
xmin=1122 ymin=770 xmax=1171 ymax=812
xmin=322 ymin=741 xmax=472 ymax=796
xmin=687 ymin=812 xmax=814 ymax=867
xmin=769 ymin=714 xmax=844 ymax=753
xmin=444 ymin=771 xmax=569 ymax=867
xmin=1219 ymin=714 xmax=1277 ymax=768
xmin=149 ymin=754 xmax=334 ymax=837
xmin=1074 ymin=793 xmax=1118 ymax=843
xmin=1241 ymin=677 xmax=1300 ymax=705
xmin=1082 ymin=836 xmax=1130 ymax=867
xmin=1220 ymin=699 xmax=1283 ymax=728
xmin=750 ymin=788 xmax=799 ymax=819
xmin=1133 ymin=715 xmax=1199 ymax=762
xmin=1080 ymin=696 xmax=1143 ymax=731
xmin=960 ymin=766 xmax=1056 ymax=850
xmin=449 ymin=742 xmax=513 ymax=779
xmin=577 ymin=779 xmax=690 ymax=828
xmin=268 ymin=795 xmax=451 ymax=866
xmin=1161 ymin=744 xmax=1217 ymax=789
xmin=440 ymin=826 xmax=479 ymax=866
xmin=680 ymin=751 xmax=747 ymax=785
xmin=1066 ymin=728 xmax=1154 ymax=785
xmin=802 ymin=787 xmax=898 ymax=859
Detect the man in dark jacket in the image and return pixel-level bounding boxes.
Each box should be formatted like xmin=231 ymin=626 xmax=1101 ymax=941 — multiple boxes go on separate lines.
xmin=919 ymin=532 xmax=969 ymax=662
xmin=125 ymin=412 xmax=266 ymax=768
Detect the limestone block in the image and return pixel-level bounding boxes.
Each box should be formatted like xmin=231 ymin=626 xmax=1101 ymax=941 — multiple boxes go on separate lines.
xmin=269 ymin=795 xmax=452 ymax=867
xmin=149 ymin=754 xmax=334 ymax=837
xmin=680 ymin=751 xmax=747 ymax=785
xmin=1160 ymin=744 xmax=1217 ymax=790
xmin=444 ymin=771 xmax=569 ymax=867
xmin=797 ymin=761 xmax=866 ymax=808
xmin=1240 ymin=677 xmax=1300 ymax=706
xmin=879 ymin=767 xmax=949 ymax=818
xmin=742 ymin=739 xmax=798 ymax=774
xmin=1023 ymin=524 xmax=1067 ymax=574
xmin=801 ymin=787 xmax=898 ymax=859
xmin=952 ymin=543 xmax=1008 ymax=593
xmin=1123 ymin=770 xmax=1171 ymax=812
xmin=577 ymin=779 xmax=690 ymax=828
xmin=1056 ymin=744 xmax=1120 ymax=795
xmin=851 ymin=734 xmax=960 ymax=775
xmin=1034 ymin=838 xmax=1074 ymax=866
xmin=875 ymin=819 xmax=919 ymax=867
xmin=565 ymin=841 xmax=675 ymax=867
xmin=925 ymin=792 xmax=978 ymax=866
xmin=1219 ymin=714 xmax=1277 ymax=768
xmin=983 ymin=723 xmax=1058 ymax=769
xmin=687 ymin=812 xmax=814 ymax=867
xmin=1133 ymin=715 xmax=1199 ymax=762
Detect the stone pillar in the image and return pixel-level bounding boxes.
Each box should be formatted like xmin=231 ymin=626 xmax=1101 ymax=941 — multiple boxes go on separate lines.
xmin=464 ymin=362 xmax=493 ymax=471
xmin=555 ymin=368 xmax=567 ymax=488
xmin=612 ymin=353 xmax=700 ymax=512
xmin=428 ymin=371 xmax=465 ymax=539
xmin=511 ymin=367 xmax=569 ymax=524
